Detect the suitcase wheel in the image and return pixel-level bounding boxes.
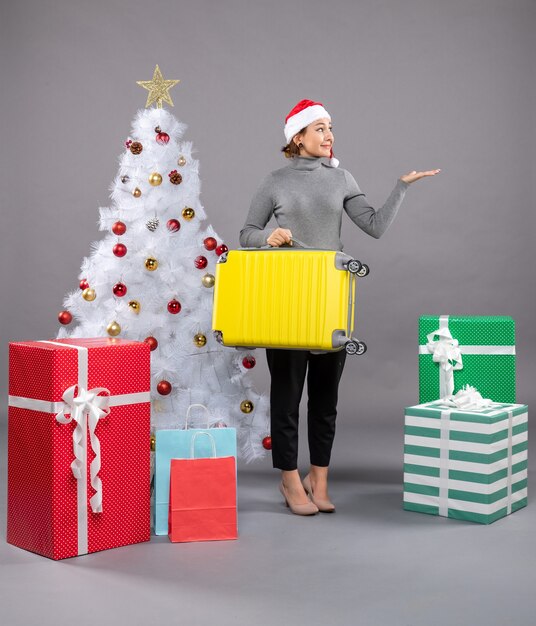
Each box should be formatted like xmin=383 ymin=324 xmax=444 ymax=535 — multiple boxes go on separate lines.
xmin=356 ymin=263 xmax=370 ymax=277
xmin=213 ymin=330 xmax=224 ymax=344
xmin=346 ymin=259 xmax=363 ymax=274
xmin=345 ymin=340 xmax=367 ymax=355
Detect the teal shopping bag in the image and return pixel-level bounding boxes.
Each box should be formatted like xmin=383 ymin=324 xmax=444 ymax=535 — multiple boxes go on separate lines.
xmin=154 ymin=404 xmax=237 ymax=536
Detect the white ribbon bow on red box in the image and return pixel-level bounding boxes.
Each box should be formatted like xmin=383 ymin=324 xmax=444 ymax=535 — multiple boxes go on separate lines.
xmin=55 ymin=384 xmax=111 ymax=514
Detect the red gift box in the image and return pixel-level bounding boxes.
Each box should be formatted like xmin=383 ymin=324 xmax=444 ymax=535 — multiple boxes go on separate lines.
xmin=7 ymin=338 xmax=151 ymax=560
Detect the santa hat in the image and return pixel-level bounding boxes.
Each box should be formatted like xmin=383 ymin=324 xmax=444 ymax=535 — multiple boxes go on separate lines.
xmin=284 ymin=99 xmax=339 ymax=167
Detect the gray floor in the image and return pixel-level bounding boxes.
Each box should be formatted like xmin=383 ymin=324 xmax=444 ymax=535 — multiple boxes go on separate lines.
xmin=1 ymin=415 xmax=534 ymax=626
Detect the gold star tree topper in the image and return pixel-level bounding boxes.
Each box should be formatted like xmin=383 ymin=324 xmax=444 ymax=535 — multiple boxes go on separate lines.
xmin=137 ymin=65 xmax=180 ymax=109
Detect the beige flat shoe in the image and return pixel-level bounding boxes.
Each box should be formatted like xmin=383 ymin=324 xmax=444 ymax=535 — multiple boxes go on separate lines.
xmin=279 ymin=482 xmax=319 ymax=516
xmin=302 ymin=475 xmax=336 ymax=513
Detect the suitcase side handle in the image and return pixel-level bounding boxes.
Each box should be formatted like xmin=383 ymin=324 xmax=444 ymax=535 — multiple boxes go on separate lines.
xmin=289 ymin=237 xmax=309 ymax=248
xmin=262 ymin=237 xmax=310 ymax=249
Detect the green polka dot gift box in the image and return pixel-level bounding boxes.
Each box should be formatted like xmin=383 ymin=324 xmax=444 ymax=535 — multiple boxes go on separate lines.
xmin=419 ymin=316 xmax=516 ymax=404
xmin=404 ymin=399 xmax=528 ymax=524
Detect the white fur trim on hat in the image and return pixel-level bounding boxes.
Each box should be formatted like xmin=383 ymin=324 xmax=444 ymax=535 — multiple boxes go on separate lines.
xmin=284 ymin=104 xmax=331 ymax=143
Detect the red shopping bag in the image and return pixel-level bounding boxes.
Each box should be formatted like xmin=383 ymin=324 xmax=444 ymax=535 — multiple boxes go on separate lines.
xmin=168 ymin=432 xmax=237 ymax=542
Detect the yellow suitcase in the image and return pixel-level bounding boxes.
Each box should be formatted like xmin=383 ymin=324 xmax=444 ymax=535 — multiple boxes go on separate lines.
xmin=212 ymin=248 xmax=369 ymax=354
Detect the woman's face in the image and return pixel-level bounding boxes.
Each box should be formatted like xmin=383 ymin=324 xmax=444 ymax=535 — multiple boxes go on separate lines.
xmin=294 ymin=117 xmax=334 ymax=159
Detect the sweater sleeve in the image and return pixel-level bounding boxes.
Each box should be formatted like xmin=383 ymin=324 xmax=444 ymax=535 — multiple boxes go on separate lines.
xmin=239 ymin=174 xmax=277 ymax=248
xmin=343 ymin=170 xmax=409 ymax=239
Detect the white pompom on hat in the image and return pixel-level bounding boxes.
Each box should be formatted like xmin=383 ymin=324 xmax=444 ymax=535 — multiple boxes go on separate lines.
xmin=284 ymin=99 xmax=339 ymax=167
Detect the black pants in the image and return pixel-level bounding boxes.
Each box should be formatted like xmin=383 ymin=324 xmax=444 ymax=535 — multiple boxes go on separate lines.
xmin=266 ymin=348 xmax=347 ymax=471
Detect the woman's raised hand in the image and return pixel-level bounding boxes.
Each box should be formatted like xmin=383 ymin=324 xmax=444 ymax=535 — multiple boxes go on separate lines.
xmin=400 ymin=169 xmax=441 ymax=184
xmin=267 ymin=228 xmax=293 ymax=247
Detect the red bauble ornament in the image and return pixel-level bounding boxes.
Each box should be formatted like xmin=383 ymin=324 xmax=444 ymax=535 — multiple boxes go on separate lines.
xmin=112 ymin=221 xmax=127 ymax=236
xmin=113 ymin=243 xmax=127 ymax=257
xmin=242 ymin=355 xmax=256 ymax=369
xmin=157 ymin=380 xmax=172 ymax=395
xmin=204 ymin=237 xmax=217 ymax=251
xmin=166 ymin=218 xmax=181 ymax=232
xmin=194 ymin=255 xmax=208 ymax=269
xmin=144 ymin=336 xmax=158 ymax=351
xmin=113 ymin=282 xmax=127 ymax=297
xmin=262 ymin=436 xmax=272 ymax=450
xmin=79 ymin=279 xmax=89 ymax=290
xmin=215 ymin=244 xmax=228 ymax=256
xmin=167 ymin=299 xmax=181 ymax=314
xmin=156 ymin=132 xmax=170 ymax=145
xmin=58 ymin=310 xmax=72 ymax=325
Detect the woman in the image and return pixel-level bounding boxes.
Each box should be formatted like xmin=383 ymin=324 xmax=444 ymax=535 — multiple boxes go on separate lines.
xmin=239 ymin=99 xmax=439 ymax=515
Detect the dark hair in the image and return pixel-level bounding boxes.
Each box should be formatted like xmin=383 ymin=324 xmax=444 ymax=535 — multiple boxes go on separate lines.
xmin=281 ymin=126 xmax=307 ymax=159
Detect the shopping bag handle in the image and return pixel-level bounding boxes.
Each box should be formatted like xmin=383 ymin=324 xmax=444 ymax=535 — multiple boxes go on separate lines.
xmin=189 ymin=431 xmax=217 ymax=459
xmin=185 ymin=403 xmax=211 ymax=430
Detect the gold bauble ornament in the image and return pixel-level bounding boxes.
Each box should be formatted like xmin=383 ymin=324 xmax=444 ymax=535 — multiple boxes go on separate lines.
xmin=150 ymin=434 xmax=156 ymax=452
xmin=82 ymin=288 xmax=96 ymax=301
xmin=178 ymin=156 xmax=187 ymax=167
xmin=107 ymin=321 xmax=121 ymax=337
xmin=240 ymin=400 xmax=254 ymax=414
xmin=128 ymin=300 xmax=141 ymax=314
xmin=148 ymin=172 xmax=163 ymax=186
xmin=194 ymin=333 xmax=207 ymax=347
xmin=133 ymin=187 xmax=142 ymax=198
xmin=201 ymin=273 xmax=215 ymax=288
xmin=145 ymin=257 xmax=158 ymax=271
xmin=182 ymin=207 xmax=195 ymax=221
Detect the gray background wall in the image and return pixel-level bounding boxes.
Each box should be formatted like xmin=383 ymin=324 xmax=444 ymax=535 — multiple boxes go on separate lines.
xmin=1 ymin=0 xmax=535 ymax=420
xmin=1 ymin=3 xmax=536 ymax=625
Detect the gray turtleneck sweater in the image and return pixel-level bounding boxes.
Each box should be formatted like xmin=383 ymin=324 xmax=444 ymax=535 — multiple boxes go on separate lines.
xmin=239 ymin=156 xmax=409 ymax=250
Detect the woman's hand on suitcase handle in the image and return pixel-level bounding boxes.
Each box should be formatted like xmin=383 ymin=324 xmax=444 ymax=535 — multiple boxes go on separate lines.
xmin=267 ymin=228 xmax=293 ymax=247
xmin=399 ymin=169 xmax=441 ymax=184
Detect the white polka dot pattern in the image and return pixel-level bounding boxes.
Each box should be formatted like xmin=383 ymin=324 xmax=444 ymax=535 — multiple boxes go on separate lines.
xmin=7 ymin=339 xmax=151 ymax=560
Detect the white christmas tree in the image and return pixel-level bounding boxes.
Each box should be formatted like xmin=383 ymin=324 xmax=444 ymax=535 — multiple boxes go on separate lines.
xmin=57 ymin=66 xmax=270 ymax=461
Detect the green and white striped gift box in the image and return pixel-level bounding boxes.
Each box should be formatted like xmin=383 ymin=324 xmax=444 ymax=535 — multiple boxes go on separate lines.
xmin=404 ymin=400 xmax=528 ymax=524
